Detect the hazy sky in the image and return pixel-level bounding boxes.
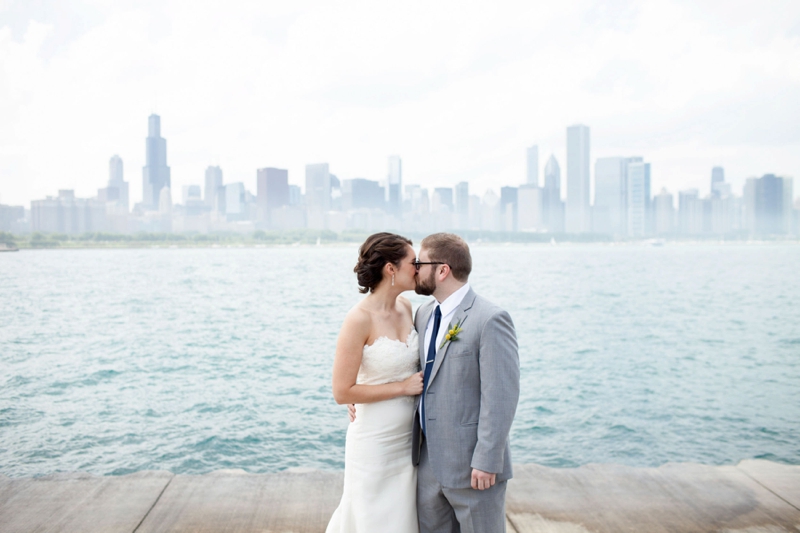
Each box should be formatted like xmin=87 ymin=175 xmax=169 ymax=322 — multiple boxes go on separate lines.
xmin=1 ymin=0 xmax=799 ymax=207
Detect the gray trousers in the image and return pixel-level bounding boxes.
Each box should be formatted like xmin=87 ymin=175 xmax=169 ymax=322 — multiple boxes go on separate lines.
xmin=417 ymin=440 xmax=507 ymax=533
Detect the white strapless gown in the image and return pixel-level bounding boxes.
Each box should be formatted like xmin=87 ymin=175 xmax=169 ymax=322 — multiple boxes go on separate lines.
xmin=326 ymin=330 xmax=420 ymax=533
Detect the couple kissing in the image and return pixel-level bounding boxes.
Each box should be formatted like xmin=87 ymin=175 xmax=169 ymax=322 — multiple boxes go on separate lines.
xmin=327 ymin=232 xmax=520 ymax=533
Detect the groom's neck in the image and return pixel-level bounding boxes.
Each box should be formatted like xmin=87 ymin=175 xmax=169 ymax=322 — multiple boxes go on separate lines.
xmin=434 ymin=280 xmax=467 ymax=304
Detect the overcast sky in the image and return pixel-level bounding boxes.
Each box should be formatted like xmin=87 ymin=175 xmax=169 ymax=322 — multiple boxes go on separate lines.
xmin=1 ymin=0 xmax=799 ymax=207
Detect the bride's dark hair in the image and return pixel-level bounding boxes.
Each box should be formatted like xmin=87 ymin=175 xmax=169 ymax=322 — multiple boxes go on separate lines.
xmin=354 ymin=232 xmax=413 ymax=294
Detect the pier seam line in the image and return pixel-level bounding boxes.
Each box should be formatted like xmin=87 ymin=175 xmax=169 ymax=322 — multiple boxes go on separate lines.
xmin=132 ymin=474 xmax=175 ymax=533
xmin=506 ymin=512 xmax=521 ymax=533
xmin=736 ymin=466 xmax=800 ymax=513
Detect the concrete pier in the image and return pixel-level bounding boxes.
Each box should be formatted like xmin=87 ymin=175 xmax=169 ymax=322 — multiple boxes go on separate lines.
xmin=1 ymin=460 xmax=798 ymax=532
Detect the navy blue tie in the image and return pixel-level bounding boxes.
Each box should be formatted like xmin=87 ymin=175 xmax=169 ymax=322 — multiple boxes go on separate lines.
xmin=421 ymin=305 xmax=442 ymax=435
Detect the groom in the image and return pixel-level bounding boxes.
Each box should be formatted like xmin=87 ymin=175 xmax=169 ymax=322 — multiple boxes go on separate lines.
xmin=412 ymin=233 xmax=520 ymax=533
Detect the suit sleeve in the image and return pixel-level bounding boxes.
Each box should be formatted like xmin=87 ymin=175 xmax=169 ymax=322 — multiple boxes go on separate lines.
xmin=471 ymin=309 xmax=520 ymax=474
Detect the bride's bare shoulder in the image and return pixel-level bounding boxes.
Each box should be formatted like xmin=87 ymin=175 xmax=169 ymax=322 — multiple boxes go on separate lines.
xmin=340 ymin=303 xmax=373 ymax=337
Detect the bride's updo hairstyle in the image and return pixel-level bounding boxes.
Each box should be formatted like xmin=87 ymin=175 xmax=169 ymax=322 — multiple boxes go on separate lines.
xmin=354 ymin=232 xmax=413 ymax=294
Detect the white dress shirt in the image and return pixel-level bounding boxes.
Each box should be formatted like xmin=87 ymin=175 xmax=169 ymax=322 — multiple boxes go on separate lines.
xmin=423 ymin=283 xmax=472 ymax=356
xmin=420 ymin=283 xmax=471 ymax=429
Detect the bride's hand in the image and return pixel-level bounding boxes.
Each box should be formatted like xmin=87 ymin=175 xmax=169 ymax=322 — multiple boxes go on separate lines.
xmin=400 ymin=371 xmax=424 ymax=396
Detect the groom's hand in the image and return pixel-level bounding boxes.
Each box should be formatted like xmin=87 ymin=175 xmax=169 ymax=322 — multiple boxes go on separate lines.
xmin=347 ymin=404 xmax=356 ymax=422
xmin=471 ymin=468 xmax=496 ymax=490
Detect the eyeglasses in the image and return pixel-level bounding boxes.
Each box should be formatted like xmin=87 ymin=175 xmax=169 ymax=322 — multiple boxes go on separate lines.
xmin=414 ymin=260 xmax=446 ymax=271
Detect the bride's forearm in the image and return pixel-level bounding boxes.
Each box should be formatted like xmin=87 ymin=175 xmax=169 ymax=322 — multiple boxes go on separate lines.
xmin=333 ymin=381 xmax=406 ymax=405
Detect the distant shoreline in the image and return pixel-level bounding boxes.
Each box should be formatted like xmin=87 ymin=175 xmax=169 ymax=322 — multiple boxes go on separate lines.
xmin=3 ymin=239 xmax=799 ymax=250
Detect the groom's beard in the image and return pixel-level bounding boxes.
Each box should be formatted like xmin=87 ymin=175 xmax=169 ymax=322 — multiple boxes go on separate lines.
xmin=414 ymin=269 xmax=436 ymax=296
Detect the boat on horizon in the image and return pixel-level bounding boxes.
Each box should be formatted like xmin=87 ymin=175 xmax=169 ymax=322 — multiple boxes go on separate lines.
xmin=0 ymin=243 xmax=19 ymax=252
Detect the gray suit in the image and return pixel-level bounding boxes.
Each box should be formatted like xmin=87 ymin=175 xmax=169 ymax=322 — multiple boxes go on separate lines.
xmin=413 ymin=288 xmax=520 ymax=533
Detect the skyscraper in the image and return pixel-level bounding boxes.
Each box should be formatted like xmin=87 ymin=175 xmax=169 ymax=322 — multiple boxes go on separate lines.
xmin=110 ymin=155 xmax=123 ymax=182
xmin=526 ymin=145 xmax=539 ymax=186
xmin=142 ymin=114 xmax=171 ymax=210
xmin=433 ymin=188 xmax=454 ymax=210
xmin=387 ymin=156 xmax=402 ymax=217
xmin=653 ymin=188 xmax=675 ymax=234
xmin=305 ymin=163 xmax=331 ymax=229
xmin=518 ymin=184 xmax=543 ymax=231
xmin=678 ymin=189 xmax=703 ymax=235
xmin=543 ymin=154 xmax=563 ymax=233
xmin=455 ymin=181 xmax=469 ymax=229
xmin=99 ymin=154 xmax=129 ymax=211
xmin=205 ymin=166 xmax=223 ymax=208
xmin=566 ymin=124 xmax=590 ymax=233
xmin=342 ymin=179 xmax=385 ymax=211
xmin=257 ymin=167 xmax=289 ymax=214
xmin=755 ymin=174 xmax=785 ymax=234
xmin=626 ymin=158 xmax=650 ymax=237
xmin=594 ymin=157 xmax=626 ymax=235
xmin=305 ymin=163 xmax=331 ymax=208
xmin=711 ymin=167 xmax=725 ymax=198
xmin=500 ymin=186 xmax=518 ymax=232
xmin=225 ymin=182 xmax=246 ymax=221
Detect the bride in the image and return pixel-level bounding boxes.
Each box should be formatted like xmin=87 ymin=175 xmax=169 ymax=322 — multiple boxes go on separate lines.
xmin=326 ymin=232 xmax=423 ymax=533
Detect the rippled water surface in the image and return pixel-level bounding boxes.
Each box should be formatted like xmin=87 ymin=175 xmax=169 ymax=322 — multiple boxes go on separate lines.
xmin=1 ymin=244 xmax=798 ymax=476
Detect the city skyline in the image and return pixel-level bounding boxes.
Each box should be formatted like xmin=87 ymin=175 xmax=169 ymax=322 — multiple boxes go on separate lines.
xmin=10 ymin=112 xmax=797 ymax=238
xmin=3 ymin=112 xmax=797 ymax=209
xmin=1 ymin=2 xmax=799 ymax=207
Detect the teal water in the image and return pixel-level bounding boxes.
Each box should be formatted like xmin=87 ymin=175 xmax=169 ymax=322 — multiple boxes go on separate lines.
xmin=1 ymin=244 xmax=798 ymax=477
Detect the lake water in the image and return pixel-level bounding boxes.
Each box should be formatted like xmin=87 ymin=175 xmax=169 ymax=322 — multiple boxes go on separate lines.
xmin=1 ymin=243 xmax=798 ymax=477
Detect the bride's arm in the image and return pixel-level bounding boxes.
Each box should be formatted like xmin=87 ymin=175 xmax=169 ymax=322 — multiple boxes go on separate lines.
xmin=332 ymin=309 xmax=422 ymax=405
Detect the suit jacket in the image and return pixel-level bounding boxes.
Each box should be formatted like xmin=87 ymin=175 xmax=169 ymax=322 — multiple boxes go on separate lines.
xmin=412 ymin=287 xmax=520 ymax=489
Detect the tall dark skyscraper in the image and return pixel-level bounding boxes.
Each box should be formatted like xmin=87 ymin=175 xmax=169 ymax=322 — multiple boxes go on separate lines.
xmin=142 ymin=114 xmax=171 ymax=210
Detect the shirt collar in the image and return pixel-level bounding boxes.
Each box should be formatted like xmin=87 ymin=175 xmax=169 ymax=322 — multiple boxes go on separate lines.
xmin=436 ymin=283 xmax=471 ymax=318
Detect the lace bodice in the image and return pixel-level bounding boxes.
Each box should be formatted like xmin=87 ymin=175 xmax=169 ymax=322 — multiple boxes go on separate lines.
xmin=357 ymin=330 xmax=420 ymax=386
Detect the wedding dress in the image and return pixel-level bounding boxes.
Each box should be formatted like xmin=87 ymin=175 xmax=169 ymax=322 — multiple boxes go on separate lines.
xmin=326 ymin=329 xmax=420 ymax=533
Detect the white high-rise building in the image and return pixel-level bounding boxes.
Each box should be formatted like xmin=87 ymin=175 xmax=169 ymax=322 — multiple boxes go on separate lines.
xmin=305 ymin=163 xmax=331 ymax=211
xmin=387 ymin=156 xmax=402 ymax=217
xmin=594 ymin=157 xmax=626 ymax=235
xmin=158 ymin=186 xmax=172 ymax=215
xmin=566 ymin=124 xmax=591 ymax=233
xmin=626 ymin=158 xmax=650 ymax=237
xmin=543 ymin=154 xmax=563 ymax=233
xmin=205 ymin=166 xmax=223 ymax=208
xmin=455 ymin=181 xmax=469 ymax=230
xmin=99 ymin=154 xmax=129 ymax=212
xmin=518 ymin=184 xmax=543 ymax=231
xmin=653 ymin=188 xmax=675 ymax=234
xmin=305 ymin=163 xmax=331 ymax=229
xmin=225 ymin=182 xmax=246 ymax=220
xmin=526 ymin=145 xmax=539 ymax=186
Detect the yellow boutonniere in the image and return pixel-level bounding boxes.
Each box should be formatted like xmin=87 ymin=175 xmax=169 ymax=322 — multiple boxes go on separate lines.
xmin=439 ymin=320 xmax=464 ymax=349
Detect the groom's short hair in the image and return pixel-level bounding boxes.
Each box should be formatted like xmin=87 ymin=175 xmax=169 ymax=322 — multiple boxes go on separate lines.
xmin=421 ymin=233 xmax=471 ymax=282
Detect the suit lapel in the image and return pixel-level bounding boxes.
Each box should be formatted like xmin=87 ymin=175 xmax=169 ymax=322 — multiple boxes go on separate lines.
xmin=428 ymin=289 xmax=477 ymax=385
